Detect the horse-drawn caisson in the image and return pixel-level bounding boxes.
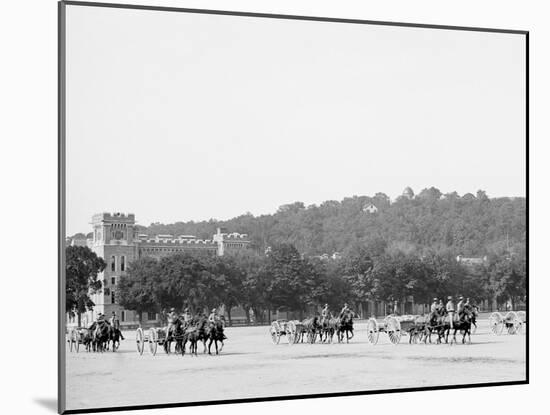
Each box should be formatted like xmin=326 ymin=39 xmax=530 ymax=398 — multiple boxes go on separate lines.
xmin=136 ymin=310 xmax=226 ymax=356
xmin=67 ymin=321 xmax=124 ymax=353
xmin=366 ymin=306 xmax=477 ymax=346
xmin=269 ymin=304 xmax=356 ymax=345
xmin=489 ymin=310 xmax=526 ymax=335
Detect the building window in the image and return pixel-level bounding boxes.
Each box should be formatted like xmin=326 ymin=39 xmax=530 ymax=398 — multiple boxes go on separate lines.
xmin=111 ymin=276 xmax=116 ymax=285
xmin=111 ymin=290 xmax=116 ymax=304
xmin=147 ymin=312 xmax=156 ymax=321
xmin=121 ymin=256 xmax=125 ymax=272
xmin=121 ymin=311 xmax=125 ymax=322
xmin=111 ymin=256 xmax=116 ymax=272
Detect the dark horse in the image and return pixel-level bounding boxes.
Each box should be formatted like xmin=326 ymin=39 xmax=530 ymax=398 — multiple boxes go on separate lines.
xmin=303 ymin=316 xmax=321 ymax=344
xmin=336 ymin=314 xmax=354 ymax=343
xmin=321 ymin=316 xmax=338 ymax=343
xmin=93 ymin=323 xmax=111 ymax=352
xmin=104 ymin=326 xmax=124 ymax=352
xmin=444 ymin=311 xmax=473 ymax=344
xmin=181 ymin=325 xmax=200 ymax=356
xmin=207 ymin=320 xmax=225 ymax=355
xmin=164 ymin=318 xmax=184 ymax=354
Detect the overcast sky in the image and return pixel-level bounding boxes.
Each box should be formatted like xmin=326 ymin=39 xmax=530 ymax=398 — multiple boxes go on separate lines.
xmin=65 ymin=5 xmax=526 ymax=235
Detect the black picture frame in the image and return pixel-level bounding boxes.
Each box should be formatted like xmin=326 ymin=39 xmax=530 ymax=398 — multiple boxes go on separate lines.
xmin=58 ymin=1 xmax=529 ymax=413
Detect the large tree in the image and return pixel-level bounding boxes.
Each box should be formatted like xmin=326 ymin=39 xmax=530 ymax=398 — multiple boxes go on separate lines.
xmin=65 ymin=246 xmax=106 ymax=326
xmin=117 ymin=257 xmax=159 ymax=323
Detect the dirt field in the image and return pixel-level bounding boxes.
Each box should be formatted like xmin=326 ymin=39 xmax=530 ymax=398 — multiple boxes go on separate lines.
xmin=65 ymin=318 xmax=526 ymax=411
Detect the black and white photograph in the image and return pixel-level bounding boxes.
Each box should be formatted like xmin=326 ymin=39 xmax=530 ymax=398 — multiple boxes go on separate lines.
xmin=59 ymin=1 xmax=527 ymax=413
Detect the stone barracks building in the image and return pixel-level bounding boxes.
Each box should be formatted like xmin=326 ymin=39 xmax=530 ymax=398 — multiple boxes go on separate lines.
xmin=70 ymin=212 xmax=250 ymax=327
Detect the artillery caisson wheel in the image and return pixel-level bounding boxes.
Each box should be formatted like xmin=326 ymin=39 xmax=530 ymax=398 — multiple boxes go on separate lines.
xmin=504 ymin=311 xmax=521 ymax=335
xmin=287 ymin=321 xmax=296 ymax=345
xmin=517 ymin=311 xmax=526 ymax=334
xmin=74 ymin=329 xmax=80 ymax=353
xmin=386 ymin=316 xmax=402 ymax=345
xmin=136 ymin=327 xmax=145 ymax=355
xmin=68 ymin=329 xmax=74 ymax=352
xmin=366 ymin=318 xmax=379 ymax=345
xmin=148 ymin=328 xmax=158 ymax=355
xmin=270 ymin=323 xmax=280 ymax=345
xmin=489 ymin=312 xmax=504 ymax=335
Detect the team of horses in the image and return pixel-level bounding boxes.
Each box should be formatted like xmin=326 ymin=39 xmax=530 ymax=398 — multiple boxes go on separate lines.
xmin=164 ymin=315 xmax=226 ymax=356
xmin=406 ymin=308 xmax=478 ymax=345
xmin=71 ymin=323 xmax=124 ymax=353
xmin=293 ymin=314 xmax=355 ymax=344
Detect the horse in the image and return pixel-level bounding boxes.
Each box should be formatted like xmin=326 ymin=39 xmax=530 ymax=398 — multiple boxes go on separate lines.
xmin=81 ymin=328 xmax=94 ymax=352
xmin=93 ymin=322 xmax=111 ymax=352
xmin=302 ymin=316 xmax=321 ymax=344
xmin=108 ymin=327 xmax=124 ymax=352
xmin=164 ymin=318 xmax=184 ymax=354
xmin=181 ymin=324 xmax=200 ymax=356
xmin=207 ymin=320 xmax=225 ymax=355
xmin=336 ymin=314 xmax=354 ymax=343
xmin=444 ymin=311 xmax=473 ymax=344
xmin=321 ymin=316 xmax=338 ymax=343
xmin=409 ymin=315 xmax=429 ymax=344
xmin=293 ymin=321 xmax=307 ymax=343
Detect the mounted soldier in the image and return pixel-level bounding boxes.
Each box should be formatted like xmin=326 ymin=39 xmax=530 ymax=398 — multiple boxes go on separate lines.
xmin=457 ymin=296 xmax=465 ymax=320
xmin=182 ymin=307 xmax=192 ymax=326
xmin=109 ymin=311 xmax=120 ymax=330
xmin=446 ymin=296 xmax=456 ymax=328
xmin=429 ymin=298 xmax=439 ymax=325
xmin=339 ymin=303 xmax=351 ymax=319
xmin=321 ymin=304 xmax=330 ymax=319
xmin=167 ymin=307 xmax=178 ymax=337
xmin=208 ymin=308 xmax=219 ymax=325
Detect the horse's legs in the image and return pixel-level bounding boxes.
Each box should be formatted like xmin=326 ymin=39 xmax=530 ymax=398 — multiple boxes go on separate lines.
xmin=208 ymin=338 xmax=213 ymax=354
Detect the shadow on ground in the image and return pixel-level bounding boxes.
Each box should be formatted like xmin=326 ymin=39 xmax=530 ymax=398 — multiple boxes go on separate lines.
xmin=34 ymin=398 xmax=57 ymax=412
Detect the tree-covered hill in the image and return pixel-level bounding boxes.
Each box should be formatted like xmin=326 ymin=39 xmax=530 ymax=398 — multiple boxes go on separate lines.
xmin=139 ymin=188 xmax=526 ymax=258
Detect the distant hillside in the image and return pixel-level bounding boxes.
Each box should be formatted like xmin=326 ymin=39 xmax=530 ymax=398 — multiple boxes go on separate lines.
xmin=138 ymin=188 xmax=526 ymax=258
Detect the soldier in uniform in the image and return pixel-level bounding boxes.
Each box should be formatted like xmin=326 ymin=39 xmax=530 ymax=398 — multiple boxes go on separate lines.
xmin=430 ymin=298 xmax=439 ymax=325
xmin=339 ymin=303 xmax=350 ymax=319
xmin=182 ymin=307 xmax=192 ymax=325
xmin=321 ymin=304 xmax=330 ymax=319
xmin=457 ymin=296 xmax=465 ymax=320
xmin=167 ymin=307 xmax=178 ymax=337
xmin=208 ymin=308 xmax=219 ymax=324
xmin=109 ymin=311 xmax=119 ymax=329
xmin=437 ymin=299 xmax=445 ymax=315
xmin=446 ymin=296 xmax=456 ymax=328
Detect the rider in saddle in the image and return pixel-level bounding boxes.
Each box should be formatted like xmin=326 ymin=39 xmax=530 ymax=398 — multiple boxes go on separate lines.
xmin=167 ymin=307 xmax=178 ymax=336
xmin=109 ymin=311 xmax=124 ymax=339
xmin=88 ymin=312 xmax=107 ymax=331
xmin=321 ymin=304 xmax=330 ymax=321
xmin=457 ymin=296 xmax=466 ymax=320
xmin=339 ymin=303 xmax=353 ymax=320
xmin=446 ymin=296 xmax=456 ymax=328
xmin=208 ymin=308 xmax=219 ymax=325
xmin=430 ymin=298 xmax=439 ymax=325
xmin=182 ymin=307 xmax=192 ymax=325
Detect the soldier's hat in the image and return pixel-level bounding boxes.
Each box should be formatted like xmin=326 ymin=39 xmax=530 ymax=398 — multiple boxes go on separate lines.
xmin=433 ymin=298 xmax=438 ymax=301
xmin=184 ymin=308 xmax=189 ymax=312
xmin=447 ymin=296 xmax=453 ymax=300
xmin=211 ymin=308 xmax=216 ymax=312
xmin=112 ymin=311 xmax=116 ymax=314
xmin=170 ymin=307 xmax=175 ymax=312
xmin=458 ymin=296 xmax=464 ymax=300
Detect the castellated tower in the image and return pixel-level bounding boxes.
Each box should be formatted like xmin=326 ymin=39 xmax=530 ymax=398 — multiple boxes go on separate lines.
xmin=87 ymin=213 xmax=139 ymax=323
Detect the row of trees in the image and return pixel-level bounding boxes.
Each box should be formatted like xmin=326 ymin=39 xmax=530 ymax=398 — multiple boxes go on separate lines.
xmin=114 ymin=243 xmax=525 ymax=324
